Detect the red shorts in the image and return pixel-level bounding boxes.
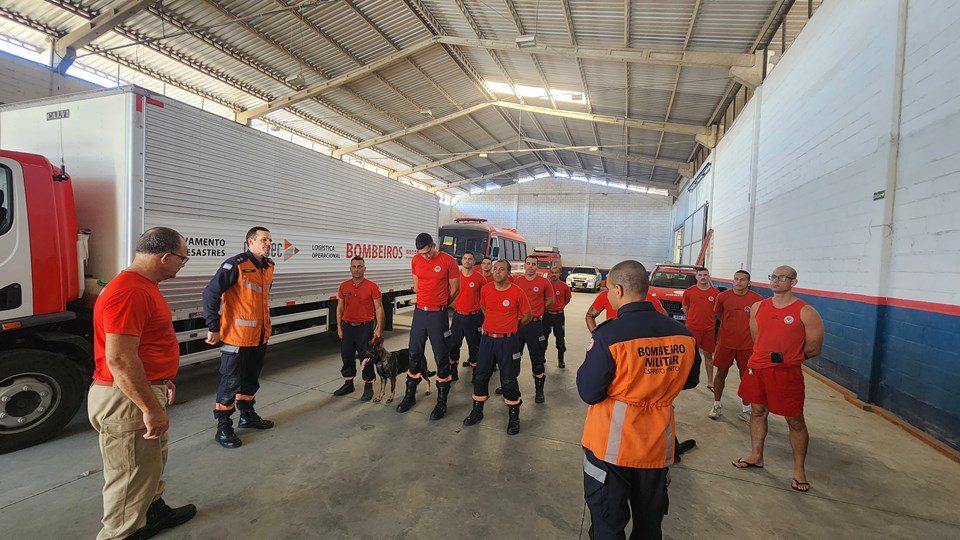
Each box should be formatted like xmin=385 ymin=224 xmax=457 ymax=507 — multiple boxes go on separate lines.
xmin=687 ymin=326 xmax=716 ymax=353
xmin=737 ymin=365 xmax=805 ymax=417
xmin=713 ymin=346 xmax=751 ymax=374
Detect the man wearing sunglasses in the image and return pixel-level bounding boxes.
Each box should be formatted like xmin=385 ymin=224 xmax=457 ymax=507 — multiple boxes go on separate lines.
xmin=203 ymin=226 xmax=276 ymax=449
xmin=397 ymin=232 xmax=460 ymax=420
xmin=732 ymin=266 xmax=824 ymax=494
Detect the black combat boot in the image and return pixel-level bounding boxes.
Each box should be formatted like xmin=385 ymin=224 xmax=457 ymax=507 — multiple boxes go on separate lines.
xmin=534 ymin=376 xmax=546 ymax=404
xmin=333 ymin=380 xmax=355 ymax=396
xmin=558 ymin=350 xmax=565 ymax=369
xmin=450 ymin=362 xmax=459 ymax=382
xmin=396 ymin=378 xmax=419 ymax=413
xmin=360 ymin=382 xmax=374 ymax=402
xmin=133 ymin=497 xmax=197 ymax=538
xmin=463 ymin=400 xmax=484 ymax=426
xmin=238 ymin=409 xmax=274 ymax=429
xmin=430 ymin=382 xmax=451 ymax=420
xmin=215 ymin=419 xmax=242 ymax=449
xmin=506 ymin=401 xmax=522 ymax=435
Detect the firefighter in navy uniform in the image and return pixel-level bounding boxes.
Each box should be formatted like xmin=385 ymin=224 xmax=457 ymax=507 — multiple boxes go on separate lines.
xmin=397 ymin=232 xmax=460 ymax=419
xmin=577 ymin=260 xmax=700 ymax=539
xmin=203 ymin=226 xmax=276 ymax=449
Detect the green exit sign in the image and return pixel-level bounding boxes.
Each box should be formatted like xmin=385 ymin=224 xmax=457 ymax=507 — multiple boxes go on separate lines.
xmin=873 ymin=190 xmax=886 ymax=200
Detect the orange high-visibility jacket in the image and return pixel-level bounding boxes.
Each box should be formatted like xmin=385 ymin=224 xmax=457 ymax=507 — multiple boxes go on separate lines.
xmin=202 ymin=252 xmax=274 ymax=347
xmin=577 ymin=301 xmax=700 ymax=468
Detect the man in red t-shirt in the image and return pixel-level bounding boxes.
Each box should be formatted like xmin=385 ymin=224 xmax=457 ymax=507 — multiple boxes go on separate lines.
xmin=479 ymin=256 xmax=494 ymax=283
xmin=463 ymin=260 xmax=532 ymax=434
xmin=733 ymin=266 xmax=824 ymax=494
xmin=709 ymin=270 xmax=763 ymax=422
xmin=399 ymin=233 xmax=460 ymax=420
xmin=89 ymin=227 xmax=195 ymax=539
xmin=333 ymin=256 xmax=384 ymax=401
xmin=587 ymin=289 xmax=666 ymax=332
xmin=543 ymin=266 xmax=572 ymax=368
xmin=512 ymin=255 xmax=554 ymax=403
xmin=682 ymin=267 xmax=720 ymax=390
xmin=449 ymin=251 xmax=487 ymax=375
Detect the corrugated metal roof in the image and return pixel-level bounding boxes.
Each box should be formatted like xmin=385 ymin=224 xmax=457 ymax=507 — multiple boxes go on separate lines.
xmin=0 ymin=0 xmax=806 ymax=193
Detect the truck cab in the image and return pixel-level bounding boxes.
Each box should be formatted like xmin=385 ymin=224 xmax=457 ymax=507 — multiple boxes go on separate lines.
xmin=0 ymin=150 xmax=90 ymax=455
xmin=646 ymin=263 xmax=701 ymax=322
xmin=531 ymin=246 xmax=561 ymax=278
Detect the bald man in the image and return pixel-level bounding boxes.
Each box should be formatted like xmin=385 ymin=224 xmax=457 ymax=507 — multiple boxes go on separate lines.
xmin=733 ymin=266 xmax=824 ymax=493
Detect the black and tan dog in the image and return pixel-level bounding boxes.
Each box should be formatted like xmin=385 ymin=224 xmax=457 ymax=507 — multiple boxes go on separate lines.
xmin=359 ymin=337 xmax=434 ymax=403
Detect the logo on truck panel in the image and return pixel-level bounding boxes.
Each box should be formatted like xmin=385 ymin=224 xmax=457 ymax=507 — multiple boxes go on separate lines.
xmin=269 ymin=240 xmax=300 ymax=261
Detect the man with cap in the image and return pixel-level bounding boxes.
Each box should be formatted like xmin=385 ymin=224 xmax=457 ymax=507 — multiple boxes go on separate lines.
xmin=397 ymin=232 xmax=460 ymax=419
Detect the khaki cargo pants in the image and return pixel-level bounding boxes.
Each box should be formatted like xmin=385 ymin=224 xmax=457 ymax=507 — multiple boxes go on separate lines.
xmin=88 ymin=384 xmax=168 ymax=540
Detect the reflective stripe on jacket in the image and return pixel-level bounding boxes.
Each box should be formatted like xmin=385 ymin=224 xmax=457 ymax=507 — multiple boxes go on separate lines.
xmin=577 ymin=301 xmax=700 ymax=468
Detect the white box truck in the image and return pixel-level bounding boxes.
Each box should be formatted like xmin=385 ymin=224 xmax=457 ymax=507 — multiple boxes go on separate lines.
xmin=0 ymin=86 xmax=438 ymax=453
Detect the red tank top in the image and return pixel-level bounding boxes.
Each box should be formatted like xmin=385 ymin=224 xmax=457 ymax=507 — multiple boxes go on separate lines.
xmin=748 ymin=297 xmax=807 ymax=369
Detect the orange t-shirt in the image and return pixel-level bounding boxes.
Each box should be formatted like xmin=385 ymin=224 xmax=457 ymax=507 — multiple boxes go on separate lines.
xmin=480 ymin=283 xmax=531 ymax=334
xmin=93 ymin=271 xmax=179 ymax=382
xmin=454 ymin=270 xmax=487 ymax=312
xmin=338 ymin=278 xmax=382 ymax=323
xmin=715 ymin=289 xmax=764 ymax=349
xmin=682 ymin=285 xmax=720 ymax=330
xmin=512 ymin=274 xmax=554 ymax=317
xmin=411 ymin=251 xmax=459 ymax=307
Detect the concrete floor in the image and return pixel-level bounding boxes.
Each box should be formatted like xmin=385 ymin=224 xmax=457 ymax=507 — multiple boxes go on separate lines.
xmin=1 ymin=292 xmax=958 ymax=539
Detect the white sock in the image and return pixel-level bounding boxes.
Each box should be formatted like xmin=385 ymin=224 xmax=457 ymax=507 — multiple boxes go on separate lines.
xmin=742 ymin=404 xmax=751 ymax=413
xmin=714 ymin=401 xmax=721 ymax=407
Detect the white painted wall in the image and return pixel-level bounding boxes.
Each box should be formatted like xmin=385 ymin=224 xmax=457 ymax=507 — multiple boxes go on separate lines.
xmin=443 ymin=177 xmax=673 ymax=269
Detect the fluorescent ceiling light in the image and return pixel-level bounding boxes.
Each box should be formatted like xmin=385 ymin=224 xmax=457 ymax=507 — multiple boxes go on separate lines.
xmin=515 ymin=34 xmax=537 ymax=48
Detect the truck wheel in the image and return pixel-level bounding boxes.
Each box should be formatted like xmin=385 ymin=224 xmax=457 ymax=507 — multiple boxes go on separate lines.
xmin=0 ymin=349 xmax=84 ymax=454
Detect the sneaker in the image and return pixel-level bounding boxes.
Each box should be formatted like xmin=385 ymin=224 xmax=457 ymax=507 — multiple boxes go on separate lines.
xmin=708 ymin=403 xmax=722 ymax=420
xmin=737 ymin=410 xmax=751 ymax=422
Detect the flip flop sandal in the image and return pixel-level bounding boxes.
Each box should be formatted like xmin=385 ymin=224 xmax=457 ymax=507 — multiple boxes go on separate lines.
xmin=732 ymin=458 xmax=763 ymax=469
xmin=791 ymin=478 xmax=811 ymax=492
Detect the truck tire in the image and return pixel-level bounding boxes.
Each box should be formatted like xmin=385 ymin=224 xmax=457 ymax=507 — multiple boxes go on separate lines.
xmin=0 ymin=349 xmax=84 ymax=454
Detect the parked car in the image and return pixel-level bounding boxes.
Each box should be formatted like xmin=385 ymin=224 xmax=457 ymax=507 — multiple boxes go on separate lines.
xmin=646 ymin=264 xmax=701 ymax=322
xmin=567 ymin=266 xmax=603 ymax=292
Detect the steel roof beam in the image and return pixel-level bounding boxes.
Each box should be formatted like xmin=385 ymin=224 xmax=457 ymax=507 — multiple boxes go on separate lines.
xmin=521 ymin=138 xmax=692 ymax=176
xmin=435 ymin=36 xmax=761 ymax=69
xmin=53 ymin=0 xmax=157 ymax=73
xmin=427 ymin=163 xmax=536 ymax=192
xmin=540 ymin=162 xmax=679 ymax=195
xmin=389 ymin=140 xmax=514 ymax=179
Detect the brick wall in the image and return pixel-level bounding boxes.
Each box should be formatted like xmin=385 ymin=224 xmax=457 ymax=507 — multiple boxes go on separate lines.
xmin=683 ymin=0 xmax=960 ymax=449
xmin=0 ymin=51 xmax=96 ymax=106
xmin=446 ymin=177 xmax=673 ymax=269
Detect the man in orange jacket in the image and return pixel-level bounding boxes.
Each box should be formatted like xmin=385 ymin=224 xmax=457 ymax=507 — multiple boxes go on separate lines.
xmin=577 ymin=260 xmax=700 ymax=538
xmin=203 ymin=226 xmax=276 ymax=449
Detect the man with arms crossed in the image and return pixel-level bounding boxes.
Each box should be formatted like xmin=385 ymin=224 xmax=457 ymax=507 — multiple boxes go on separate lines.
xmin=511 ymin=255 xmax=554 ymax=403
xmin=709 ymin=270 xmax=763 ymax=421
xmin=463 ymin=260 xmax=532 ymax=434
xmin=578 ymin=261 xmax=700 ymax=538
xmin=333 ymin=256 xmax=385 ymax=400
xmin=89 ymin=227 xmax=196 ymax=539
xmin=682 ymin=267 xmax=720 ymax=390
xmin=732 ymin=266 xmax=824 ymax=493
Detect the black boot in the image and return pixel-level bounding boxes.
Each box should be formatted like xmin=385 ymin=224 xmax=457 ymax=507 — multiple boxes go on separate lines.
xmin=461 ymin=360 xmax=471 ymax=367
xmin=360 ymin=382 xmax=374 ymax=402
xmin=396 ymin=378 xmax=419 ymax=413
xmin=215 ymin=419 xmax=242 ymax=449
xmin=333 ymin=380 xmax=355 ymax=396
xmin=506 ymin=401 xmax=521 ymax=435
xmin=534 ymin=376 xmax=546 ymax=404
xmin=238 ymin=409 xmax=274 ymax=429
xmin=430 ymin=382 xmax=451 ymax=420
xmin=463 ymin=400 xmax=484 ymax=426
xmin=558 ymin=350 xmax=565 ymax=369
xmin=133 ymin=497 xmax=197 ymax=538
xmin=450 ymin=363 xmax=459 ymax=382
xmin=495 ymin=387 xmax=502 ymax=395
